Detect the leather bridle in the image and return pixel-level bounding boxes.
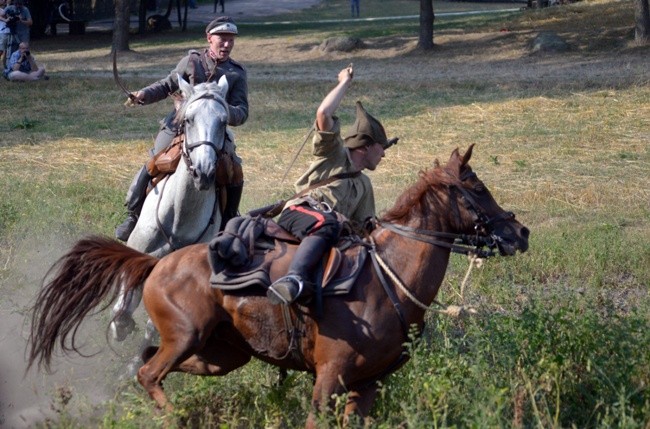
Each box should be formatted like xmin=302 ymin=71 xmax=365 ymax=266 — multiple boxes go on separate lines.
xmin=180 ymin=92 xmax=228 ymax=173
xmin=377 ymin=170 xmax=515 ymax=259
xmin=156 ymin=92 xmax=228 ymax=250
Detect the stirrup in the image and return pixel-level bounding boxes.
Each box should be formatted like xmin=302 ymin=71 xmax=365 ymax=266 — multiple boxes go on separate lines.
xmin=267 ymin=275 xmax=304 ymax=305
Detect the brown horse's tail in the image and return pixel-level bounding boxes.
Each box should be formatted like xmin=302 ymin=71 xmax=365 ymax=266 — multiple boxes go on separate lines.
xmin=26 ymin=235 xmax=159 ymax=373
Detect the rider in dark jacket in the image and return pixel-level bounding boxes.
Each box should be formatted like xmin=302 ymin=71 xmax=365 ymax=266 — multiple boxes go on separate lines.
xmin=116 ymin=16 xmax=248 ymax=241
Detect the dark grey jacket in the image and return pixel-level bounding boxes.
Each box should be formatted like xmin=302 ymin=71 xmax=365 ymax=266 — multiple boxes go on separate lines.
xmin=139 ymin=48 xmax=249 ymax=127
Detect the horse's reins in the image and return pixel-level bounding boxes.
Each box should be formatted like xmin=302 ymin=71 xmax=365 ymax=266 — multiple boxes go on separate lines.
xmin=368 ymin=171 xmax=513 ymax=324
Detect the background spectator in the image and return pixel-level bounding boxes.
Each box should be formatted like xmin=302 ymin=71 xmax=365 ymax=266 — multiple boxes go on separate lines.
xmin=350 ymin=0 xmax=359 ymax=17
xmin=0 ymin=0 xmax=11 ymax=67
xmin=4 ymin=0 xmax=31 ymax=53
xmin=4 ymin=41 xmax=47 ymax=81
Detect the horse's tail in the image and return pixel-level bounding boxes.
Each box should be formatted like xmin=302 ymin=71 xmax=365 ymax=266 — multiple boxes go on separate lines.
xmin=26 ymin=235 xmax=159 ymax=373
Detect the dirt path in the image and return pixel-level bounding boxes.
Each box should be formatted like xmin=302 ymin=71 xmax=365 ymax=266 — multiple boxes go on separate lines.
xmin=86 ymin=0 xmax=325 ymax=32
xmin=84 ymin=0 xmax=521 ymax=32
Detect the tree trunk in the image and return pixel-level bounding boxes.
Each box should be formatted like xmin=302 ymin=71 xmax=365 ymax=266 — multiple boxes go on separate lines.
xmin=417 ymin=0 xmax=435 ymax=50
xmin=112 ymin=0 xmax=131 ymax=52
xmin=635 ymin=0 xmax=650 ymax=44
xmin=139 ymin=0 xmax=148 ymax=35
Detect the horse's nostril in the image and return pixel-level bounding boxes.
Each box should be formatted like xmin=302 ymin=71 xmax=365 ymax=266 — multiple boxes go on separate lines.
xmin=521 ymin=227 xmax=530 ymax=239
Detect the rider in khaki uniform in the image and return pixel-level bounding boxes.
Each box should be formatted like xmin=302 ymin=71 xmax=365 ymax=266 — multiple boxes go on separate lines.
xmin=116 ymin=16 xmax=248 ymax=241
xmin=267 ymin=65 xmax=397 ymax=305
xmin=287 ymin=107 xmax=376 ymax=231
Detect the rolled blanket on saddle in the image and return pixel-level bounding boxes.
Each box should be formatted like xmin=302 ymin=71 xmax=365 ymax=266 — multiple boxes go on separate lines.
xmin=208 ymin=215 xmax=266 ymax=273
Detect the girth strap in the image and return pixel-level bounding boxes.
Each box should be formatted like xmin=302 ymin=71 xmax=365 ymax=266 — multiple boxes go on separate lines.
xmin=279 ymin=305 xmax=305 ymax=363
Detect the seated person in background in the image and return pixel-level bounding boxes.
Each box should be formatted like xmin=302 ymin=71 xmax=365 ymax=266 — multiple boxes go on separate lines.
xmin=4 ymin=42 xmax=47 ymax=81
xmin=266 ymin=65 xmax=397 ymax=305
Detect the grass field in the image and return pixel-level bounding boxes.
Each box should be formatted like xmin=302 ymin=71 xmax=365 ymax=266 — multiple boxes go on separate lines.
xmin=0 ymin=0 xmax=649 ymax=427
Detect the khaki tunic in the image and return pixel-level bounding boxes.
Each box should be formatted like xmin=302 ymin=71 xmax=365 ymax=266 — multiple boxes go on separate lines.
xmin=285 ymin=118 xmax=375 ymax=231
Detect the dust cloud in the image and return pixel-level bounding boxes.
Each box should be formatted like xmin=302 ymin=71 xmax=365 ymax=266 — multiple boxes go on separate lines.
xmin=0 ymin=231 xmax=147 ymax=428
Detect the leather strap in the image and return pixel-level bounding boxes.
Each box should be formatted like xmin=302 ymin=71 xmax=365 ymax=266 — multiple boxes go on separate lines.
xmin=368 ymin=245 xmax=410 ymax=339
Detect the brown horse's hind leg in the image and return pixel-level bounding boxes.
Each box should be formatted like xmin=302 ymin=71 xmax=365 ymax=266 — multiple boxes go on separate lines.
xmin=137 ymin=342 xmax=200 ymax=411
xmin=137 ymin=331 xmax=200 ymax=410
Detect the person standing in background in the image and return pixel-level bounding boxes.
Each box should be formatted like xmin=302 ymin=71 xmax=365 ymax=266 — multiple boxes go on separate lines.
xmin=350 ymin=0 xmax=360 ymax=17
xmin=4 ymin=0 xmax=31 ymax=53
xmin=0 ymin=0 xmax=11 ymax=67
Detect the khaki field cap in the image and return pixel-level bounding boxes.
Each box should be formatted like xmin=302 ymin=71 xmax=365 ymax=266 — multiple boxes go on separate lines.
xmin=344 ymin=101 xmax=395 ymax=150
xmin=206 ymin=16 xmax=238 ymax=35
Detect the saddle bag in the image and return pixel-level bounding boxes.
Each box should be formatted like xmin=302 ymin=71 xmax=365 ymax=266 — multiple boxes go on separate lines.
xmin=146 ymin=134 xmax=184 ymax=177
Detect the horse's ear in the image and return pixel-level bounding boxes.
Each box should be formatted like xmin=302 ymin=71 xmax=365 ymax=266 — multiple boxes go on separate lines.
xmin=216 ymin=75 xmax=229 ymax=98
xmin=461 ymin=144 xmax=475 ymax=167
xmin=446 ymin=144 xmax=474 ymax=177
xmin=447 ymin=147 xmax=462 ymax=174
xmin=177 ymin=74 xmax=193 ymax=98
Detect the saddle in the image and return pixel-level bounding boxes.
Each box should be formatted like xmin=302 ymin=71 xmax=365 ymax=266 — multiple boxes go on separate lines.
xmin=208 ymin=216 xmax=368 ymax=298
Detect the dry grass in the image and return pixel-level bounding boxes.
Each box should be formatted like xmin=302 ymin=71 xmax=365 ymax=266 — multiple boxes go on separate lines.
xmin=1 ymin=0 xmax=648 ymax=225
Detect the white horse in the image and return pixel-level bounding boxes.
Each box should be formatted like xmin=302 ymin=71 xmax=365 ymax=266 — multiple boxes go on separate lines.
xmin=110 ymin=75 xmax=230 ymax=342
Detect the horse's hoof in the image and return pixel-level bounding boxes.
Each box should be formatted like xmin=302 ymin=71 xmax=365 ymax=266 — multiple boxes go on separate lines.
xmin=110 ymin=316 xmax=136 ymax=342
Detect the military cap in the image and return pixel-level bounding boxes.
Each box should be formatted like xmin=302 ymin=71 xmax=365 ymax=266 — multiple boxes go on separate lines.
xmin=206 ymin=16 xmax=238 ymax=35
xmin=343 ymin=101 xmax=396 ymax=150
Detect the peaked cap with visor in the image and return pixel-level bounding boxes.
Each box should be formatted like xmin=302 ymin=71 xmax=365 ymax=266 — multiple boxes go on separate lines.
xmin=206 ymin=16 xmax=238 ymax=35
xmin=343 ymin=101 xmax=397 ymax=150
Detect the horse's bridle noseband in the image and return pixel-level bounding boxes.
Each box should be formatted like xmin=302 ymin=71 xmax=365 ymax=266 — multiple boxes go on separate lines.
xmin=182 ymin=139 xmax=223 ymax=173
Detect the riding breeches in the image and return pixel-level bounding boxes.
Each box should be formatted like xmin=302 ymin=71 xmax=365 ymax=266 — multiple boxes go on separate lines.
xmin=277 ymin=202 xmax=341 ymax=244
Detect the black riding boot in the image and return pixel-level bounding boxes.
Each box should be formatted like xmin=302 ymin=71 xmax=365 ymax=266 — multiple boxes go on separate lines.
xmin=267 ymin=236 xmax=330 ymax=305
xmin=220 ymin=183 xmax=243 ymax=231
xmin=115 ymin=165 xmax=152 ymax=241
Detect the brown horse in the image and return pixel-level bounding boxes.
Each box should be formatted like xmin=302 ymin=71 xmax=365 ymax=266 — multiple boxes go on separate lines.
xmin=28 ymin=145 xmax=529 ymax=427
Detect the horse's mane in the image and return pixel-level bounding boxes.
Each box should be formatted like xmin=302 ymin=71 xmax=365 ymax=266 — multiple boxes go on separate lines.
xmin=174 ymin=81 xmax=228 ymax=125
xmin=381 ymin=159 xmax=460 ymax=223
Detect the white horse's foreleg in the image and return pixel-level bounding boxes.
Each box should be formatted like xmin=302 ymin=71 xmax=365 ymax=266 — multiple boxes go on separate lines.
xmin=110 ymin=284 xmax=143 ymax=342
xmin=145 ymin=318 xmax=159 ymax=343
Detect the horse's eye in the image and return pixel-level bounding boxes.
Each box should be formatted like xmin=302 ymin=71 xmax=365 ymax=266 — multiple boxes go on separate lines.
xmin=474 ymin=183 xmax=485 ymax=193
